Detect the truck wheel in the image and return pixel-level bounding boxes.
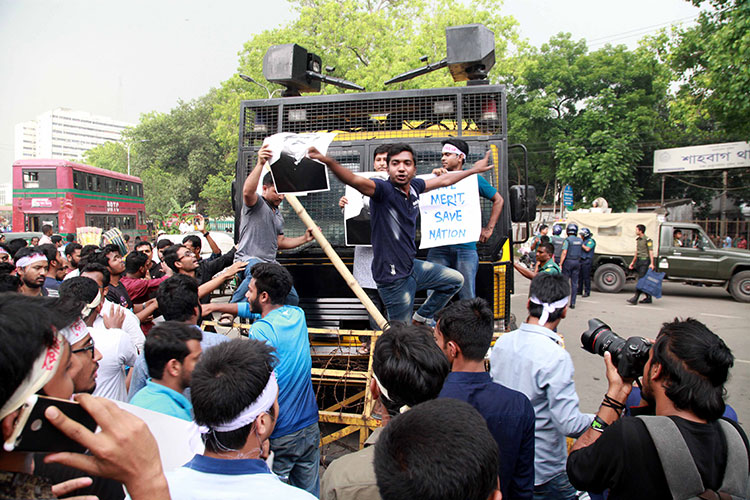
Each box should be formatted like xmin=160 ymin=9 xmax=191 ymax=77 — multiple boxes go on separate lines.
xmin=594 ymin=264 xmax=626 ymax=293
xmin=728 ymin=271 xmax=750 ymax=303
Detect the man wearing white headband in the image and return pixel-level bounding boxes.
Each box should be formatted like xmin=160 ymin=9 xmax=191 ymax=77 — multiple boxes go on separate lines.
xmin=490 ymin=272 xmax=593 ymax=499
xmin=166 ymin=338 xmax=316 ymax=499
xmin=14 ymin=247 xmax=49 ymax=297
xmin=427 ymin=138 xmax=505 ymax=300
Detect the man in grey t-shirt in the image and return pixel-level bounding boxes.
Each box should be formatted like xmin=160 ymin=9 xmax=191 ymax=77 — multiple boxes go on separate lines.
xmin=230 ymin=144 xmax=314 ymax=305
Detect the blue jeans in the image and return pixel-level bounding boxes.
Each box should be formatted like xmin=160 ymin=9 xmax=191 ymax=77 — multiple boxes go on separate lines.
xmin=562 ymin=260 xmax=580 ymax=307
xmin=533 ymin=472 xmax=579 ymax=500
xmin=376 ymin=259 xmax=463 ymax=324
xmin=270 ymin=422 xmax=320 ymax=497
xmin=426 ymin=246 xmax=479 ymax=300
xmin=230 ymin=258 xmax=299 ymax=306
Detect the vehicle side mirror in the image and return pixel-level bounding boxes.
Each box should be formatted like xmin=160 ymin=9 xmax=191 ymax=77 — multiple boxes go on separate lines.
xmin=509 ymin=185 xmax=537 ymax=223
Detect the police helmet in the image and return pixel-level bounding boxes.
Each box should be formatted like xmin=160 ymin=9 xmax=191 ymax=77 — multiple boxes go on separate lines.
xmin=580 ymin=228 xmax=591 ymax=239
xmin=552 ymin=224 xmax=563 ymax=236
xmin=566 ymin=223 xmax=578 ymax=235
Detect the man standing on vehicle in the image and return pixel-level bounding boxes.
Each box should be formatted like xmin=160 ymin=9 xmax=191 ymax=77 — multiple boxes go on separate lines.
xmin=578 ymin=228 xmax=595 ymax=297
xmin=559 ymin=223 xmax=583 ymax=309
xmin=309 ymin=143 xmax=492 ymax=325
xmin=426 ymin=139 xmax=504 ymax=299
xmin=627 ymin=224 xmax=654 ymax=305
xmin=566 ymin=319 xmax=749 ymax=499
xmin=230 ymin=144 xmax=314 ymax=309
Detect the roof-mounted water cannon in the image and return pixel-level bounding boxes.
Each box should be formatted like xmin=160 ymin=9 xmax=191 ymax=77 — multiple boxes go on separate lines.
xmin=385 ymin=24 xmax=496 ymax=85
xmin=262 ymin=44 xmax=364 ymax=97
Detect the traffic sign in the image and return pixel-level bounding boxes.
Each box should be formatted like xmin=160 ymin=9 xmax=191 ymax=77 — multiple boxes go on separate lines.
xmin=563 ymin=185 xmax=574 ymax=207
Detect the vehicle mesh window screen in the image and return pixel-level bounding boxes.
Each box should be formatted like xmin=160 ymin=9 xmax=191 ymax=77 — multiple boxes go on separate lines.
xmin=241 ymin=87 xmax=505 ymax=141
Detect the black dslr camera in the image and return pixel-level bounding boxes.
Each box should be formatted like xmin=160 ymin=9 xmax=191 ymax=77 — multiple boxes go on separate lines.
xmin=581 ymin=319 xmax=652 ymax=379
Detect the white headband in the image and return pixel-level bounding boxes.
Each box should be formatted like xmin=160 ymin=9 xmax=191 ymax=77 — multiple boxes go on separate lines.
xmin=529 ymin=295 xmax=569 ymax=325
xmin=0 ymin=247 xmax=9 ymax=256
xmin=372 ymin=372 xmax=409 ymax=414
xmin=0 ymin=331 xmax=64 ymax=421
xmin=200 ymin=372 xmax=278 ymax=434
xmin=81 ymin=291 xmax=102 ymax=318
xmin=16 ymin=253 xmax=47 ymax=269
xmin=442 ymin=143 xmax=466 ymax=158
xmin=60 ymin=318 xmax=90 ymax=345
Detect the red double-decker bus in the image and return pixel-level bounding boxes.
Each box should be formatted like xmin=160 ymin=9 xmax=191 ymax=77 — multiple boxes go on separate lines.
xmin=12 ymin=159 xmax=148 ymax=238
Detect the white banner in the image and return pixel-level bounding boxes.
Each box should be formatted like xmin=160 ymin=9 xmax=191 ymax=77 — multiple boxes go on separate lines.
xmin=653 ymin=142 xmax=750 ymax=173
xmin=418 ymin=174 xmax=480 ymax=249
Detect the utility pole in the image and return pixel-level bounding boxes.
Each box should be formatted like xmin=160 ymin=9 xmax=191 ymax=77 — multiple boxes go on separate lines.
xmin=720 ymin=170 xmax=728 ymax=238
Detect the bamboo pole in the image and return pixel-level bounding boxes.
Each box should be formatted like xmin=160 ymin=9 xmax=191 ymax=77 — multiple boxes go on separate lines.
xmin=284 ymin=194 xmax=388 ymax=330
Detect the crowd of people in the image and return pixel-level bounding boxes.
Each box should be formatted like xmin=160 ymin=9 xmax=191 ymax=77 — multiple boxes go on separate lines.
xmin=1 ymin=142 xmax=748 ymax=500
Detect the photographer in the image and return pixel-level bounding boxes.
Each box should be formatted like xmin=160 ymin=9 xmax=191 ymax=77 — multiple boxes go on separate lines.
xmin=567 ymin=318 xmax=750 ymax=499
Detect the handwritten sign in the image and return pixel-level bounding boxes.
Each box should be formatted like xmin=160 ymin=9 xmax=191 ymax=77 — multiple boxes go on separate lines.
xmin=653 ymin=141 xmax=750 ymax=173
xmin=418 ymin=174 xmax=480 ymax=249
xmin=344 ymin=172 xmax=387 ymax=246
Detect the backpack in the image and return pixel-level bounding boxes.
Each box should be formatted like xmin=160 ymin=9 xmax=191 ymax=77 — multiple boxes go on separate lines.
xmin=638 ymin=416 xmax=750 ymax=500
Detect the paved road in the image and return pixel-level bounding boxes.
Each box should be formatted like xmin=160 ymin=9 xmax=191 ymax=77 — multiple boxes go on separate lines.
xmin=509 ymin=271 xmax=750 ymax=425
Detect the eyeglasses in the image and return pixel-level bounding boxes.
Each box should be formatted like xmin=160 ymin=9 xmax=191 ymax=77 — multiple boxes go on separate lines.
xmin=180 ymin=251 xmax=195 ymax=259
xmin=72 ymin=339 xmax=96 ymax=359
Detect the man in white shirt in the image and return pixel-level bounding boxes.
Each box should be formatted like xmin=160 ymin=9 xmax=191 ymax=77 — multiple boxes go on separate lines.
xmin=81 ymin=262 xmax=145 ymax=352
xmin=166 ymin=338 xmax=315 ymax=500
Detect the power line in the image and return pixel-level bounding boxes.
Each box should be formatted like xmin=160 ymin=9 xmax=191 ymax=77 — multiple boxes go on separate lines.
xmin=586 ymin=14 xmax=699 ymax=48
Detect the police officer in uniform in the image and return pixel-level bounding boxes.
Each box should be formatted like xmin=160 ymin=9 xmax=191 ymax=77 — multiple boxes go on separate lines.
xmin=627 ymin=224 xmax=655 ymax=304
xmin=550 ymin=224 xmax=565 ymax=265
xmin=578 ymin=227 xmax=596 ymax=297
xmin=559 ymin=223 xmax=583 ymax=309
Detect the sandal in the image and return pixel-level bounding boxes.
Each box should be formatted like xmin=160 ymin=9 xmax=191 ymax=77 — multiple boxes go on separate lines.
xmin=218 ymin=313 xmax=235 ymax=327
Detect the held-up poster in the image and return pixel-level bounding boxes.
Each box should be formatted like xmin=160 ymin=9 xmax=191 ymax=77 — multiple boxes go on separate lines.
xmin=418 ymin=174 xmax=480 ymax=249
xmin=343 ymin=172 xmax=388 ymax=246
xmin=262 ymin=132 xmax=336 ymax=195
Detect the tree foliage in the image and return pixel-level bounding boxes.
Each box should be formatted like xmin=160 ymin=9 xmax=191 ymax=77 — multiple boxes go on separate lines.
xmin=82 ymin=141 xmax=129 ymax=174
xmin=509 ymin=35 xmax=672 ymax=210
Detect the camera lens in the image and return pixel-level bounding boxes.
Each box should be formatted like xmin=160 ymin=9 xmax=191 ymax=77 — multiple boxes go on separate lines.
xmin=581 ymin=318 xmax=626 ymax=365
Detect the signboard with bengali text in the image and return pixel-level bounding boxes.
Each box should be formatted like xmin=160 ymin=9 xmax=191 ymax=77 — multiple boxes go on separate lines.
xmin=653 ymin=142 xmax=750 ymax=173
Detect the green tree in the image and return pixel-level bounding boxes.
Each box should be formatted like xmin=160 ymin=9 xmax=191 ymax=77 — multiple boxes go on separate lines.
xmin=509 ymin=34 xmax=672 ymax=210
xmin=125 ymin=90 xmax=230 ymax=216
xmin=212 ymin=0 xmax=524 ymax=169
xmin=200 ymin=172 xmax=235 ymax=219
xmin=82 ymin=141 xmax=129 ymax=174
xmin=669 ymin=0 xmax=750 ymax=140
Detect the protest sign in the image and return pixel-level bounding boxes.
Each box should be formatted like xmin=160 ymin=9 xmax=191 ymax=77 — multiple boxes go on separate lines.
xmin=418 ymin=174 xmax=480 ymax=249
xmin=343 ymin=172 xmax=388 ymax=246
xmin=262 ymin=132 xmax=336 ymax=195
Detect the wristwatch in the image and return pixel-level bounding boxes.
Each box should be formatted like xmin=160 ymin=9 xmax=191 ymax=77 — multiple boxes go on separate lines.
xmin=203 ymin=231 xmax=210 ymax=236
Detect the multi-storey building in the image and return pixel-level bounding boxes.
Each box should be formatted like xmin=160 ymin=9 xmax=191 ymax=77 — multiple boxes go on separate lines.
xmin=14 ymin=108 xmax=133 ymax=161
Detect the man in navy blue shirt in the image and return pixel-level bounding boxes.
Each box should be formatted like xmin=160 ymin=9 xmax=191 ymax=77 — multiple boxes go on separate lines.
xmin=309 ymin=143 xmax=492 ymax=325
xmin=435 ymin=298 xmax=536 ymax=499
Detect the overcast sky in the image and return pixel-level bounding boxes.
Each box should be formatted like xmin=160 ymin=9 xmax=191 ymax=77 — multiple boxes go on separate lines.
xmin=0 ymin=0 xmax=701 ymax=184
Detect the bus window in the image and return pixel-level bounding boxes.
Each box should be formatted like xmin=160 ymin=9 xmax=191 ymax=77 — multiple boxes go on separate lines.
xmin=22 ymin=169 xmax=58 ymax=189
xmin=125 ymin=183 xmax=131 ymax=196
xmin=23 ymin=171 xmax=39 ymax=188
xmin=73 ymin=171 xmax=83 ymax=189
xmin=87 ymin=175 xmax=94 ymax=191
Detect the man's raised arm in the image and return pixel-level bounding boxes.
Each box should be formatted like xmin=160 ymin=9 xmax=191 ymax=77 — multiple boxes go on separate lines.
xmin=243 ymin=144 xmax=273 ymax=207
xmin=424 ymin=151 xmax=492 ymax=192
xmin=308 ymin=147 xmax=376 ymax=197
